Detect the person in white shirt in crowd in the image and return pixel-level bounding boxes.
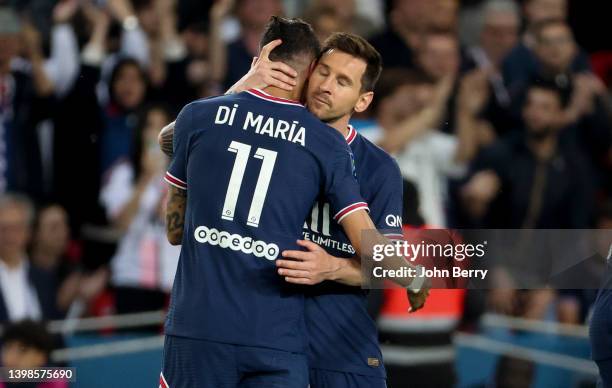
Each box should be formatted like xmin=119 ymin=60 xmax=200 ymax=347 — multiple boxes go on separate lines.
xmin=367 ymin=69 xmax=479 ymax=227
xmin=100 ymin=104 xmax=179 ymax=318
xmin=0 ymin=193 xmax=60 ymax=322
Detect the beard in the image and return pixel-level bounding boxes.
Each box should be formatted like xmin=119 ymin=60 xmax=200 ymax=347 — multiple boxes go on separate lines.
xmin=527 ymin=126 xmax=556 ymax=142
xmin=318 ymin=107 xmax=355 ymax=124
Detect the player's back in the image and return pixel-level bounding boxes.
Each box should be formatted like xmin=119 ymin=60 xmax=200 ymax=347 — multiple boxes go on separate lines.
xmin=164 ymin=89 xmax=367 ymax=353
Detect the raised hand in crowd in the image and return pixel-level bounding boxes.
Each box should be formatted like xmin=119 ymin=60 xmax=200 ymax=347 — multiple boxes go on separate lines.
xmin=209 ymin=0 xmax=235 ymax=86
xmin=52 ymin=0 xmax=78 ymax=25
xmin=20 ymin=21 xmax=54 ymax=96
xmin=460 ymin=169 xmax=501 ymax=219
xmin=378 ymin=73 xmax=455 ymax=154
xmin=457 ymin=69 xmax=497 ymax=149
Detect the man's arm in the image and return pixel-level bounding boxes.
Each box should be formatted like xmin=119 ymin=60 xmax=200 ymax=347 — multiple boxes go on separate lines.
xmin=165 ymin=185 xmax=186 ymax=245
xmin=378 ymin=75 xmax=454 ymax=154
xmin=340 ymin=209 xmax=430 ymax=312
xmin=159 ymin=121 xmax=175 ymax=157
xmin=278 ymin=240 xmax=363 ymax=286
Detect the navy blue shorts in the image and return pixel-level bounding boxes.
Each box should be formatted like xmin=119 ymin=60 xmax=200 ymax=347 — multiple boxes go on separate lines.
xmin=309 ymin=368 xmax=387 ymax=388
xmin=161 ymin=335 xmax=308 ymax=388
xmin=596 ymin=359 xmax=612 ymax=388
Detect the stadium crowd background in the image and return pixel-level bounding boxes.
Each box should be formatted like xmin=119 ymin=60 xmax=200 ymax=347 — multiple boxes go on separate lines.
xmin=0 ymin=0 xmax=611 ymax=387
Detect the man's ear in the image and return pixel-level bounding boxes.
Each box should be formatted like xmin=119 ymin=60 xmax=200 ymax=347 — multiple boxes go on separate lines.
xmin=354 ymin=91 xmax=374 ymax=113
xmin=308 ymin=60 xmax=317 ymax=76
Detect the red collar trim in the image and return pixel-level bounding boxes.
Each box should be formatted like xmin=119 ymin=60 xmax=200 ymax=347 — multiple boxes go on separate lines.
xmin=246 ymin=88 xmax=304 ymax=107
xmin=345 ymin=125 xmax=357 ymax=145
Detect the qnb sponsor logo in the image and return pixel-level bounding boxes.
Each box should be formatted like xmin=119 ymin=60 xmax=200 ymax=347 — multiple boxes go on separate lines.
xmin=385 ymin=214 xmax=403 ymax=228
xmin=193 ymin=226 xmax=280 ymax=261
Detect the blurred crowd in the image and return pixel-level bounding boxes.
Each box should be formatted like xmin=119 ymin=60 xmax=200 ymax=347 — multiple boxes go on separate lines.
xmin=0 ymin=0 xmax=611 ymax=379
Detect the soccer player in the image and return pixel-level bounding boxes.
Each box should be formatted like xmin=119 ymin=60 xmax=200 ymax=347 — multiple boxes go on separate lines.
xmin=161 ymin=33 xmax=430 ymax=388
xmin=237 ymin=33 xmax=413 ymax=388
xmin=159 ymin=17 xmax=424 ymax=388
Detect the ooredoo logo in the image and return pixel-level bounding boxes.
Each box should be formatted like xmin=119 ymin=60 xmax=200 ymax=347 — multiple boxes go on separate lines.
xmin=193 ymin=226 xmax=280 ymax=261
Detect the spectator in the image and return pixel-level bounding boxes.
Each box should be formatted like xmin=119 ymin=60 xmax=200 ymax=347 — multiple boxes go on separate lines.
xmin=303 ymin=0 xmax=378 ymax=38
xmin=0 ymin=194 xmax=59 ymax=323
xmin=460 ymin=79 xmax=594 ymax=228
xmin=0 ymin=320 xmax=67 ymax=388
xmin=427 ymin=0 xmax=459 ymax=32
xmin=521 ymin=21 xmax=611 ymax=192
xmin=502 ymin=0 xmax=587 ymax=90
xmin=373 ymin=69 xmax=476 ymax=227
xmin=30 ymin=204 xmax=108 ymax=316
xmin=416 ymin=30 xmax=461 ymax=82
xmin=0 ymin=7 xmax=54 ymax=199
xmin=464 ymin=0 xmax=520 ymax=136
xmin=369 ymin=0 xmax=430 ymax=69
xmin=303 ymin=5 xmax=344 ymax=43
xmin=99 ymin=104 xmax=179 ymax=317
xmin=214 ymin=0 xmax=283 ymax=90
xmin=100 ymin=58 xmax=149 ymax=176
xmin=415 ymin=29 xmax=462 ymax=133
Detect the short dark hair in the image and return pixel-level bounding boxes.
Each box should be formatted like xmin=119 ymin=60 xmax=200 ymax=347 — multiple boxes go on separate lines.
xmin=1 ymin=320 xmax=55 ymax=357
xmin=319 ymin=32 xmax=383 ymax=92
xmin=259 ymin=16 xmax=320 ymax=65
xmin=371 ymin=69 xmax=433 ymax=113
xmin=526 ymin=77 xmax=570 ymax=107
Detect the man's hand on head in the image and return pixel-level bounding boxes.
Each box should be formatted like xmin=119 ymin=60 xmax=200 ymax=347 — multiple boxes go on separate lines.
xmin=226 ymin=39 xmax=298 ymax=94
xmin=277 ymin=240 xmax=342 ymax=285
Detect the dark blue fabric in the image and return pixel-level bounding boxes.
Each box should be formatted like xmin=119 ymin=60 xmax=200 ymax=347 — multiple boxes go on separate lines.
xmin=100 ymin=108 xmax=135 ymax=176
xmin=165 ymin=91 xmax=364 ymax=353
xmin=590 ymin=261 xmax=612 ymax=362
xmin=309 ymin=368 xmax=387 ymax=388
xmin=303 ymin=133 xmax=402 ymax=378
xmin=223 ymin=39 xmax=254 ymax=91
xmin=162 ymin=335 xmax=308 ymax=388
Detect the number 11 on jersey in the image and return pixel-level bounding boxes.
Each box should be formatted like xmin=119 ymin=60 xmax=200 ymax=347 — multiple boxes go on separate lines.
xmin=222 ymin=141 xmax=277 ymax=227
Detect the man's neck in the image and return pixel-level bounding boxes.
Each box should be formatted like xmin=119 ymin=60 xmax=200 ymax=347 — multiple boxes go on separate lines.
xmin=329 ymin=117 xmax=351 ymax=138
xmin=30 ymin=245 xmax=60 ymax=270
xmin=528 ymin=135 xmax=558 ymax=161
xmin=262 ymin=85 xmax=304 ymax=104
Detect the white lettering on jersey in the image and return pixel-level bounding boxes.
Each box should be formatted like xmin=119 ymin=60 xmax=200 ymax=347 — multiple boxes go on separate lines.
xmin=242 ymin=112 xmax=306 ymax=146
xmin=385 ymin=214 xmax=403 ymax=228
xmin=215 ymin=104 xmax=239 ymax=126
xmin=194 ymin=225 xmax=280 ymax=261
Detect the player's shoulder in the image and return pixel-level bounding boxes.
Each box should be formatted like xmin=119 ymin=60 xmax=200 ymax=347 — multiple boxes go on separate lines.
xmin=186 ymin=94 xmax=236 ymax=111
xmin=354 ymin=131 xmax=401 ymax=178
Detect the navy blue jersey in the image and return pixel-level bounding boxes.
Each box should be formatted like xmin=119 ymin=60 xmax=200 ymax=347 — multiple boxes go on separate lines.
xmin=164 ymin=89 xmax=368 ymax=353
xmin=590 ymin=259 xmax=612 ymax=362
xmin=303 ymin=126 xmax=404 ymax=377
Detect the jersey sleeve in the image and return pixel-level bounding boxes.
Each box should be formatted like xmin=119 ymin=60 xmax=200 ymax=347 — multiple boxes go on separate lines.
xmin=369 ymin=160 xmax=404 ymax=240
xmin=164 ymin=103 xmax=193 ymax=190
xmin=324 ymin=142 xmax=369 ymax=224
